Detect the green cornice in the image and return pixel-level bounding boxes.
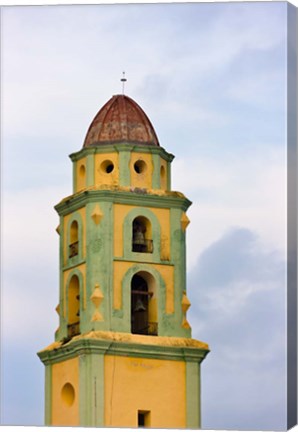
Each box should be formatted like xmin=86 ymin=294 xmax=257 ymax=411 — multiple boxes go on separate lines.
xmin=38 ymin=335 xmax=209 ymax=366
xmin=55 ymin=188 xmax=192 ymax=216
xmin=69 ymin=143 xmax=175 ymax=163
xmin=114 ymin=257 xmax=174 ymax=266
xmin=62 ymin=258 xmax=86 ymax=272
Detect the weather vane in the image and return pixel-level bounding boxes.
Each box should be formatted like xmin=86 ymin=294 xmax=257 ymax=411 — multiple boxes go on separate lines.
xmin=121 ymin=71 xmax=127 ymax=95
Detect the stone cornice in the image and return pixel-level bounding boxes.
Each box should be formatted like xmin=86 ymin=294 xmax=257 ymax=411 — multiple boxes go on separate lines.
xmin=55 ymin=187 xmax=192 ymax=216
xmin=69 ymin=143 xmax=175 ymax=163
xmin=37 ymin=331 xmax=209 ymax=366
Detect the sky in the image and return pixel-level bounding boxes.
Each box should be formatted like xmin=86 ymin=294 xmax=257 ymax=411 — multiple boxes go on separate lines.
xmin=0 ymin=1 xmax=294 ymax=430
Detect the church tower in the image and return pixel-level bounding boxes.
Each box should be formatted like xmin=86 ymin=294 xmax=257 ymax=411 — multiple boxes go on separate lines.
xmin=37 ymin=93 xmax=209 ymax=428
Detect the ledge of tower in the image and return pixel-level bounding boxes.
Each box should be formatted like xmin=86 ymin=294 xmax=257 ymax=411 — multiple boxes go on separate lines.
xmin=39 ymin=331 xmax=209 ymax=353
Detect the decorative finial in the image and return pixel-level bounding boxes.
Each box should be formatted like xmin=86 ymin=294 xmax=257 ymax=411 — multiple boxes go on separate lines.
xmin=121 ymin=71 xmax=127 ymax=95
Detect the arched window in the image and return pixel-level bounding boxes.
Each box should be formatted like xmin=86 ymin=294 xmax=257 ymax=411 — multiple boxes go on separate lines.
xmin=132 ymin=216 xmax=153 ymax=253
xmin=160 ymin=164 xmax=167 ymax=190
xmin=131 ymin=272 xmax=157 ymax=336
xmin=67 ymin=274 xmax=80 ymax=337
xmin=69 ymin=220 xmax=79 ymax=258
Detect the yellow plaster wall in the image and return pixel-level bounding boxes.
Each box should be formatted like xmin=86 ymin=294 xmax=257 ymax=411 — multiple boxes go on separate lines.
xmin=63 ymin=207 xmax=86 ymax=266
xmin=130 ymin=152 xmax=153 ymax=189
xmin=94 ymin=153 xmax=119 ymax=187
xmin=104 ymin=355 xmax=186 ymax=428
xmin=51 ymin=357 xmax=79 ymax=426
xmin=76 ymin=157 xmax=87 ymax=192
xmin=113 ymin=261 xmax=174 ymax=313
xmin=113 ymin=204 xmax=170 ymax=260
xmin=63 ymin=263 xmax=86 ymax=318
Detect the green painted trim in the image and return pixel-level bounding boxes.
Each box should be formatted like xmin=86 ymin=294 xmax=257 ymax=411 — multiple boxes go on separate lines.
xmin=79 ymin=354 xmax=89 ymax=425
xmin=122 ymin=207 xmax=162 ymax=263
xmin=86 ymin=153 xmax=95 ymax=187
xmin=44 ymin=364 xmax=52 ymax=425
xmin=114 ymin=257 xmax=174 ymax=266
xmin=79 ymin=353 xmax=105 ymax=426
xmin=38 ymin=338 xmax=209 ymax=365
xmin=167 ymin=160 xmax=172 ymax=190
xmin=114 ymin=264 xmax=167 ymax=335
xmin=62 ymin=258 xmax=86 ymax=272
xmin=69 ymin=144 xmax=174 ymax=163
xmin=90 ymin=353 xmax=104 ymax=426
xmin=66 ymin=211 xmax=84 ymax=267
xmin=169 ymin=208 xmax=191 ymax=338
xmin=119 ymin=150 xmax=131 ymax=187
xmin=151 ymin=153 xmax=161 ymax=189
xmin=64 ymin=268 xmax=84 ymax=334
xmin=73 ymin=160 xmax=77 ymax=194
xmin=70 ymin=146 xmax=97 ymax=161
xmin=85 ymin=201 xmax=114 ymax=333
xmin=186 ymin=362 xmax=201 ymax=428
xmin=56 ymin=215 xmax=65 ymax=341
xmin=55 ymin=189 xmax=192 ymax=216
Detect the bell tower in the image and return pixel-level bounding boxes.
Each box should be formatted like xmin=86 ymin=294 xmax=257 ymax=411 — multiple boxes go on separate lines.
xmin=38 ymin=94 xmax=209 ymax=428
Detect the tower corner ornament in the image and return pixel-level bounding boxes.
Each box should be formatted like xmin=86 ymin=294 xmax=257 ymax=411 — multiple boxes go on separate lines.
xmin=37 ymin=92 xmax=209 ymax=428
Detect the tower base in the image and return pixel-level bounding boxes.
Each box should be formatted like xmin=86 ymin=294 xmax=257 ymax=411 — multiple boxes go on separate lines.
xmin=38 ymin=331 xmax=209 ymax=428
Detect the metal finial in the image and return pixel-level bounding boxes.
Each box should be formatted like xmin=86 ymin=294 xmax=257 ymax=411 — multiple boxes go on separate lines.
xmin=121 ymin=71 xmax=127 ymax=95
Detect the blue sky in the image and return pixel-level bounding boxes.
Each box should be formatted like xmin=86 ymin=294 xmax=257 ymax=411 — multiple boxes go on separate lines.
xmin=1 ymin=2 xmax=293 ymax=430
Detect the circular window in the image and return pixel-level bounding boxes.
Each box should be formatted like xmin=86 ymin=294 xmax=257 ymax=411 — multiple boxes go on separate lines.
xmin=100 ymin=160 xmax=114 ymax=174
xmin=61 ymin=383 xmax=75 ymax=407
xmin=134 ymin=160 xmax=147 ymax=174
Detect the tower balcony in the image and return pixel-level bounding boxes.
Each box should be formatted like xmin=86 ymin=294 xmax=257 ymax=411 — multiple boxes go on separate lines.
xmin=69 ymin=241 xmax=79 ymax=258
xmin=132 ymin=321 xmax=158 ymax=336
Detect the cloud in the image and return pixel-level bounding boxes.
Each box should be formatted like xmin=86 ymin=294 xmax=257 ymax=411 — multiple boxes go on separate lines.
xmin=2 ymin=186 xmax=63 ymax=346
xmin=171 ymin=146 xmax=286 ymax=270
xmin=187 ymin=228 xmax=286 ymax=430
xmin=2 ymin=2 xmax=286 ymax=147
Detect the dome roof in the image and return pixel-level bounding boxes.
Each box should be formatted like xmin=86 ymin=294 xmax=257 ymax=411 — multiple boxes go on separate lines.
xmin=83 ymin=95 xmax=160 ymax=147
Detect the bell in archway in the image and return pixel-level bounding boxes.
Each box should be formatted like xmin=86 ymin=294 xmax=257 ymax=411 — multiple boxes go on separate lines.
xmin=134 ymin=298 xmax=146 ymax=312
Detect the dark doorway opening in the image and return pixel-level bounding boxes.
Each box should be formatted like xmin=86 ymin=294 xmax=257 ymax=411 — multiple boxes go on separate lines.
xmin=131 ymin=274 xmax=149 ymax=335
xmin=138 ymin=411 xmax=150 ymax=427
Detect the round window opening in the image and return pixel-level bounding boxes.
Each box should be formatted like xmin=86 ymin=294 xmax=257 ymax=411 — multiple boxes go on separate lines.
xmin=134 ymin=160 xmax=147 ymax=174
xmin=61 ymin=383 xmax=75 ymax=407
xmin=100 ymin=160 xmax=114 ymax=174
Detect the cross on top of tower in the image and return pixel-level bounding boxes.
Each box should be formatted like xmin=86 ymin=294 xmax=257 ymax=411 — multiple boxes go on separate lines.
xmin=120 ymin=71 xmax=127 ymax=94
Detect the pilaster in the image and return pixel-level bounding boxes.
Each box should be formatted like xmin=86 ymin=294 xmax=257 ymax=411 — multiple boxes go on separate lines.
xmin=45 ymin=364 xmax=52 ymax=426
xmin=86 ymin=153 xmax=95 ymax=187
xmin=186 ymin=362 xmax=201 ymax=428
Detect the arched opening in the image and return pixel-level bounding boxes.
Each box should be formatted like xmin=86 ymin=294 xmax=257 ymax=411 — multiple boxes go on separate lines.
xmin=160 ymin=164 xmax=167 ymax=190
xmin=131 ymin=272 xmax=157 ymax=336
xmin=77 ymin=163 xmax=86 ymax=190
xmin=132 ymin=216 xmax=153 ymax=253
xmin=79 ymin=164 xmax=86 ymax=178
xmin=67 ymin=275 xmax=80 ymax=337
xmin=69 ymin=220 xmax=79 ymax=258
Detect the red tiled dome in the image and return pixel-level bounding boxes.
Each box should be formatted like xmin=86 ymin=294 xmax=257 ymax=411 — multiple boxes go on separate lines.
xmin=83 ymin=95 xmax=160 ymax=147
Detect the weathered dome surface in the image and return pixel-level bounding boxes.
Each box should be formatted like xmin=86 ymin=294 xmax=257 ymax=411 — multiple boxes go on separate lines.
xmin=83 ymin=95 xmax=160 ymax=147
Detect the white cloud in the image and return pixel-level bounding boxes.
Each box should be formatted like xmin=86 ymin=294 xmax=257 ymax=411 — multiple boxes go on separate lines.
xmin=188 ymin=227 xmax=286 ymax=430
xmin=172 ymin=146 xmax=287 ymax=269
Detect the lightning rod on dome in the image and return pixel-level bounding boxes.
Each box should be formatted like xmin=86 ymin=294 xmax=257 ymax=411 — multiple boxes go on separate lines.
xmin=121 ymin=71 xmax=127 ymax=95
